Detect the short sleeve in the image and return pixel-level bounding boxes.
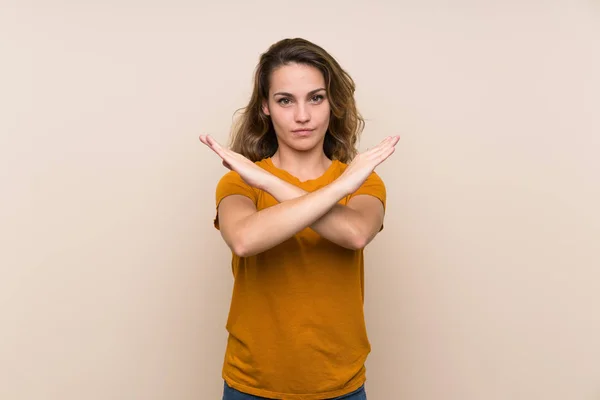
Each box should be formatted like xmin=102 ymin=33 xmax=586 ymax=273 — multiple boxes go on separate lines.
xmin=214 ymin=171 xmax=258 ymax=230
xmin=348 ymin=171 xmax=387 ymax=232
xmin=349 ymin=171 xmax=386 ymax=210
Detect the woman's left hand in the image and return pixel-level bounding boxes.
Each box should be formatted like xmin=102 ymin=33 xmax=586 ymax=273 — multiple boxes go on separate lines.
xmin=199 ymin=134 xmax=274 ymax=190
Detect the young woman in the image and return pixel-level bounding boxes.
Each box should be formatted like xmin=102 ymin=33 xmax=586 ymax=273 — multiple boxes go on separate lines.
xmin=199 ymin=38 xmax=399 ymax=400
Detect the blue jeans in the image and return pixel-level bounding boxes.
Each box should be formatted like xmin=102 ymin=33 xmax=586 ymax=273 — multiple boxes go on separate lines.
xmin=222 ymin=381 xmax=367 ymax=400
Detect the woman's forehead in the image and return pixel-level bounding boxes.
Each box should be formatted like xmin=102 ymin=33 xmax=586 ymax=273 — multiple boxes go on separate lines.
xmin=269 ymin=63 xmax=325 ymax=94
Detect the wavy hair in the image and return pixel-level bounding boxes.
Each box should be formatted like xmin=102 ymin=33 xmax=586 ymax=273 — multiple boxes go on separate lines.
xmin=228 ymin=38 xmax=365 ymax=163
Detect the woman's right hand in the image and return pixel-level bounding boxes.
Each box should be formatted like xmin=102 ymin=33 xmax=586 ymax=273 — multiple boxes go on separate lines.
xmin=338 ymin=135 xmax=400 ymax=195
xmin=199 ymin=134 xmax=275 ymax=190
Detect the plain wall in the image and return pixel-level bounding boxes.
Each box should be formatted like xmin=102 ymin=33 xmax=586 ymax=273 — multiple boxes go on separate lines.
xmin=1 ymin=1 xmax=599 ymax=399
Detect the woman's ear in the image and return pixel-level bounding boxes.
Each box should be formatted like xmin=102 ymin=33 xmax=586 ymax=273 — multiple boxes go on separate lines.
xmin=262 ymin=100 xmax=270 ymax=116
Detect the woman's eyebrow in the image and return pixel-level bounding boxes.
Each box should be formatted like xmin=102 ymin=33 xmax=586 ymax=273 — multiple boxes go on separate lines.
xmin=273 ymin=88 xmax=327 ymax=97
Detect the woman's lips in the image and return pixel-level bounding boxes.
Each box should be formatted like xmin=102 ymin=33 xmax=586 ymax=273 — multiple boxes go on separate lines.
xmin=292 ymin=129 xmax=314 ymax=137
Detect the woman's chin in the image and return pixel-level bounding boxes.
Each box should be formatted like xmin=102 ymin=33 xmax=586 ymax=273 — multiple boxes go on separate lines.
xmin=290 ymin=140 xmax=323 ymax=153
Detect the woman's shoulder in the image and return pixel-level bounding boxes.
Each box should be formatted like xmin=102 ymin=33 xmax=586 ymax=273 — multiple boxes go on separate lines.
xmin=218 ymin=158 xmax=269 ymax=179
xmin=254 ymin=158 xmax=271 ymax=168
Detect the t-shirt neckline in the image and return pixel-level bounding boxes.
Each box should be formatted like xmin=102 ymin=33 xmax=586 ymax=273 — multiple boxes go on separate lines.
xmin=264 ymin=157 xmax=339 ymax=185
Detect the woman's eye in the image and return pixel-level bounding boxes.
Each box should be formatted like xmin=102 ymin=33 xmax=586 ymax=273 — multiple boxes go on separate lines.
xmin=277 ymin=95 xmax=324 ymax=105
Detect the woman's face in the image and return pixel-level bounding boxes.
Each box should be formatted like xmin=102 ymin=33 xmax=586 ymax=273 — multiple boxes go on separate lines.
xmin=262 ymin=63 xmax=331 ymax=155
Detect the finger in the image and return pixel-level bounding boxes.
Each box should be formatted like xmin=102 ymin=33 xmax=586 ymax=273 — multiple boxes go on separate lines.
xmin=382 ymin=135 xmax=399 ymax=147
xmin=200 ymin=136 xmax=218 ymax=153
xmin=368 ymin=139 xmax=396 ymax=162
xmin=374 ymin=135 xmax=399 ymax=153
xmin=205 ymin=135 xmax=229 ymax=158
xmin=200 ymin=135 xmax=230 ymax=164
xmin=377 ymin=145 xmax=396 ymax=163
xmin=367 ymin=140 xmax=392 ymax=158
xmin=212 ymin=139 xmax=244 ymax=162
xmin=380 ymin=136 xmax=393 ymax=145
xmin=366 ymin=136 xmax=394 ymax=154
xmin=206 ymin=135 xmax=226 ymax=151
xmin=200 ymin=134 xmax=222 ymax=151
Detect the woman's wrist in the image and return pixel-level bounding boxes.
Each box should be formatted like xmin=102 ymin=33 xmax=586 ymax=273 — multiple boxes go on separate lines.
xmin=261 ymin=173 xmax=349 ymax=201
xmin=330 ymin=176 xmax=354 ymax=198
xmin=258 ymin=172 xmax=283 ymax=193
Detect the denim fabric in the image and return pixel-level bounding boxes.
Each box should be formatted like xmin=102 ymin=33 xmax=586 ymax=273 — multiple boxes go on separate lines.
xmin=222 ymin=381 xmax=367 ymax=400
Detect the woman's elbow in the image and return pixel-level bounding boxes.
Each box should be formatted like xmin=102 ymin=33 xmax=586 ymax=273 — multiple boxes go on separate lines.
xmin=345 ymin=227 xmax=370 ymax=250
xmin=349 ymin=234 xmax=368 ymax=250
xmin=223 ymin=230 xmax=252 ymax=257
xmin=230 ymin=234 xmax=263 ymax=257
xmin=349 ymin=225 xmax=380 ymax=250
xmin=231 ymin=243 xmax=248 ymax=257
xmin=230 ymin=237 xmax=253 ymax=257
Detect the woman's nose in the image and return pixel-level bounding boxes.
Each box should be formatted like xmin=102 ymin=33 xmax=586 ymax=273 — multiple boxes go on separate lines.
xmin=294 ymin=103 xmax=310 ymax=123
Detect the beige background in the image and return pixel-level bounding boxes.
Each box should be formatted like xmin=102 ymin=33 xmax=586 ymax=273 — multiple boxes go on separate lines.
xmin=1 ymin=1 xmax=599 ymax=399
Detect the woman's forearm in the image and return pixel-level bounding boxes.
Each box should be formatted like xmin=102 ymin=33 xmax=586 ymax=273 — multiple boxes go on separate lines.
xmin=232 ymin=179 xmax=350 ymax=256
xmin=262 ymin=177 xmax=365 ymax=249
xmin=200 ymin=134 xmax=397 ymax=254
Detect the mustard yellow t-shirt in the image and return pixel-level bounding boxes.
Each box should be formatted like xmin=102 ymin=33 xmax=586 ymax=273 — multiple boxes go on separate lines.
xmin=214 ymin=157 xmax=386 ymax=400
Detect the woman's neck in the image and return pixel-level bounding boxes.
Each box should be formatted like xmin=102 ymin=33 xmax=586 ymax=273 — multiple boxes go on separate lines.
xmin=271 ymin=146 xmax=332 ymax=181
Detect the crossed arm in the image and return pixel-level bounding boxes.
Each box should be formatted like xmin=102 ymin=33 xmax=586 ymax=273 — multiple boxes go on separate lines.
xmin=200 ymin=134 xmax=397 ymax=257
xmin=217 ymin=176 xmax=385 ymax=257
